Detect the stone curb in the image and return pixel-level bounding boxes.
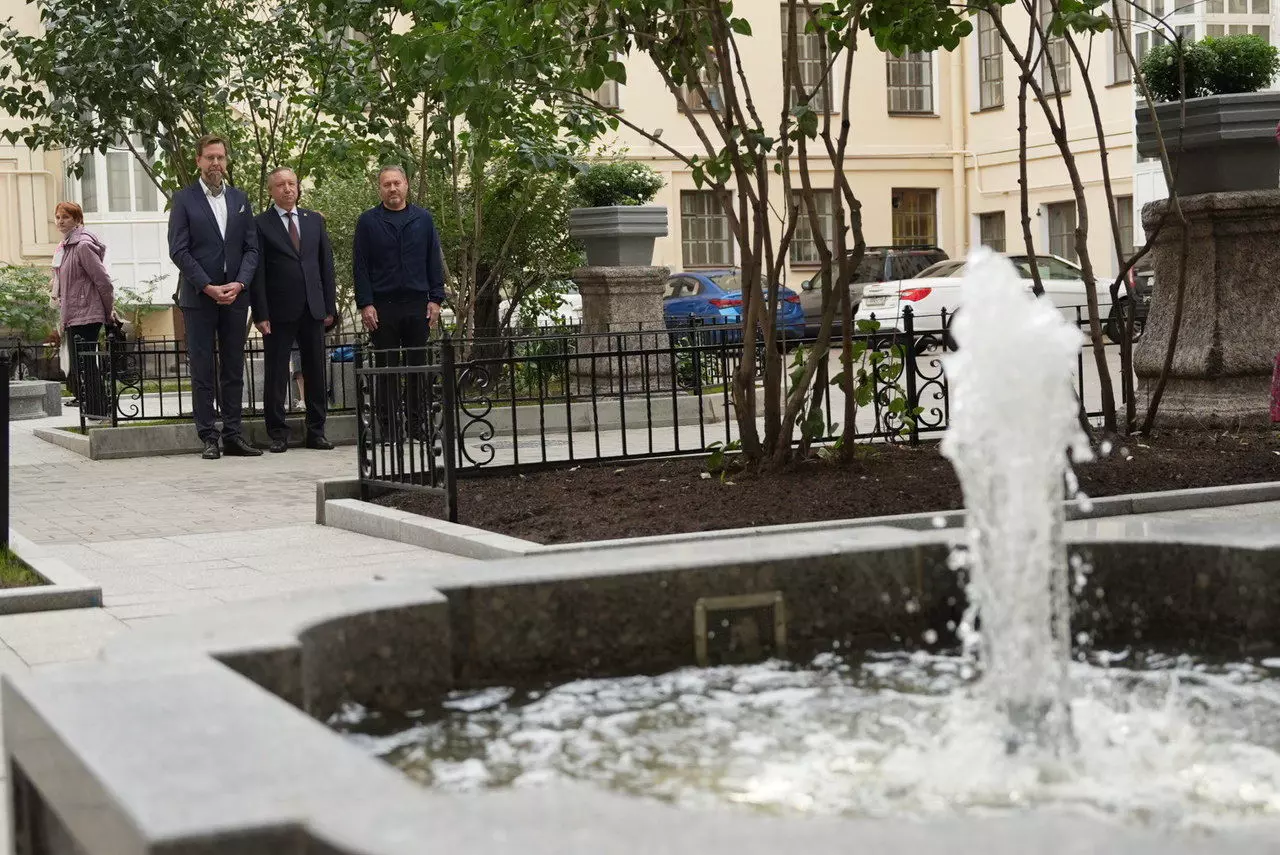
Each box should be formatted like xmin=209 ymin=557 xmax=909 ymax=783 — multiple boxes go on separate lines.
xmin=4 ymin=530 xmax=103 ymax=614
xmin=320 ymin=477 xmax=1280 ymax=559
xmin=34 ymin=415 xmax=357 ymax=460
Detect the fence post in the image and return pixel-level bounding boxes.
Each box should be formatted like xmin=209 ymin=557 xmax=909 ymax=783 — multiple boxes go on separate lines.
xmin=107 ymin=335 xmax=120 ymax=428
xmin=902 ymin=305 xmax=920 ymax=447
xmin=1 ymin=353 xmax=8 ymax=552
xmin=440 ymin=335 xmax=459 ymax=524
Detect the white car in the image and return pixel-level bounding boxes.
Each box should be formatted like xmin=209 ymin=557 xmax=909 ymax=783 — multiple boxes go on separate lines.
xmin=854 ymin=254 xmax=1115 ymax=336
xmin=501 ymin=284 xmax=583 ymax=329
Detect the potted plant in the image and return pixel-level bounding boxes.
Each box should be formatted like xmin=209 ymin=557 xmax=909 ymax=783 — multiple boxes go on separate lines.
xmin=568 ymin=161 xmax=667 ymax=266
xmin=1136 ymin=34 xmax=1280 ymax=196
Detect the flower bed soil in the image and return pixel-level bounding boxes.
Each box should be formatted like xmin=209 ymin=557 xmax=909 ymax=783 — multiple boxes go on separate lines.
xmin=376 ymin=430 xmax=1280 ymax=545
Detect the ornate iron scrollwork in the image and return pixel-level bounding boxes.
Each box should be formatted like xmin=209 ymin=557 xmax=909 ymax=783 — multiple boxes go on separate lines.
xmin=455 ymin=363 xmax=496 ymax=468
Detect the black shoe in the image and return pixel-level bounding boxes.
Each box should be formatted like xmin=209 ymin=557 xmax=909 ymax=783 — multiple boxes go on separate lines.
xmin=268 ymin=438 xmax=288 ymax=454
xmin=305 ymin=436 xmax=335 ymax=450
xmin=66 ymin=398 xmax=80 ymax=407
xmin=201 ymin=440 xmax=221 ymax=460
xmin=223 ymin=436 xmax=264 ymax=457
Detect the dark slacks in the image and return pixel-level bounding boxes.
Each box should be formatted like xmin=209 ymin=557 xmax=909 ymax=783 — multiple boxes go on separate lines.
xmin=369 ymin=299 xmax=430 ymax=436
xmin=65 ymin=322 xmax=102 ymax=400
xmin=264 ymin=315 xmax=327 ymax=441
xmin=183 ymin=303 xmax=249 ymax=443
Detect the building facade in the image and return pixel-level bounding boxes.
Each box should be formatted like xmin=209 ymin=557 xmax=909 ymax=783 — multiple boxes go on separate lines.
xmin=0 ymin=0 xmax=177 ymax=338
xmin=601 ymin=1 xmax=1136 ymax=289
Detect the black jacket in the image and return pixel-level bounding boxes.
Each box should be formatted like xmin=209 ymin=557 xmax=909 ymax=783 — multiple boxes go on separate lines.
xmin=352 ymin=203 xmax=446 ymax=308
xmin=167 ymin=182 xmax=258 ymax=309
xmin=250 ymin=206 xmax=337 ymax=324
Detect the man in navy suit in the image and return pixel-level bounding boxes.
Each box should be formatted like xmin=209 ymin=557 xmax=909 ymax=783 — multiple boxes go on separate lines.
xmin=251 ymin=167 xmax=337 ymax=453
xmin=167 ymin=134 xmax=262 ymax=459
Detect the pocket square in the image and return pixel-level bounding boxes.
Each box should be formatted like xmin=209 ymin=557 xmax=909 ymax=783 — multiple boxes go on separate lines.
xmin=238 ymin=204 xmax=245 ymax=213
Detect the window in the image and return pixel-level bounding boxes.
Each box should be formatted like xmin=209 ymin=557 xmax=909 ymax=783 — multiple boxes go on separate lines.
xmin=977 ymin=11 xmax=1004 ymax=109
xmin=1046 ymin=201 xmax=1078 ymax=262
xmin=1255 ymin=0 xmax=1271 ymax=13
xmin=886 ymin=51 xmax=934 ymax=113
xmin=1115 ymin=196 xmax=1134 ymax=261
xmin=1175 ymin=24 xmax=1196 ymax=40
xmin=891 ymin=189 xmax=937 ymax=246
xmin=781 ymin=7 xmax=831 ymax=113
xmin=680 ymin=190 xmax=733 ymax=267
xmin=1040 ymin=1 xmax=1072 ymax=95
xmin=1255 ymin=25 xmax=1271 ymax=41
xmin=591 ymin=79 xmax=620 ymax=109
xmin=1205 ymin=0 xmax=1224 ymax=11
xmin=79 ymin=157 xmax=99 ymax=215
xmin=1228 ymin=24 xmax=1249 ymax=34
xmin=1112 ymin=2 xmax=1132 ymax=83
xmin=663 ymin=276 xmax=703 ymax=299
xmin=1229 ymin=0 xmax=1247 ymax=13
xmin=790 ymin=190 xmax=834 ymax=265
xmin=978 ymin=211 xmax=1006 ymax=252
xmin=681 ymin=57 xmax=725 ymax=113
xmin=1135 ymin=31 xmax=1151 ymax=64
xmin=134 ymin=161 xmax=158 ymax=213
xmin=106 ymin=152 xmax=132 ymax=213
xmin=1207 ymin=24 xmax=1226 ymax=37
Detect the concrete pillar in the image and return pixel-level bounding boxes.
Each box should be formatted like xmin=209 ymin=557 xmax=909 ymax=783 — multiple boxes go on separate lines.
xmin=1135 ymin=191 xmax=1280 ymax=427
xmin=569 ymin=265 xmax=671 ymax=392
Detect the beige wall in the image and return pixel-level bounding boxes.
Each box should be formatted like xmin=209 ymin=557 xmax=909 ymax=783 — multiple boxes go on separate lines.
xmin=606 ymin=0 xmax=1133 ymax=287
xmin=0 ymin=0 xmax=61 ymax=269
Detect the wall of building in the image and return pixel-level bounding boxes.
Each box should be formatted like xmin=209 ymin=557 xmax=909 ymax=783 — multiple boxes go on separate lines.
xmin=604 ymin=0 xmax=1134 ymax=286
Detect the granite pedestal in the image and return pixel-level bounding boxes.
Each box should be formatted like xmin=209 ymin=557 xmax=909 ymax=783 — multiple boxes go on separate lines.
xmin=1135 ymin=191 xmax=1280 ymax=427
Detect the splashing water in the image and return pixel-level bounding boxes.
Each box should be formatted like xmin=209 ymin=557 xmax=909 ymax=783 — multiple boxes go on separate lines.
xmin=939 ymin=248 xmax=1092 ymax=754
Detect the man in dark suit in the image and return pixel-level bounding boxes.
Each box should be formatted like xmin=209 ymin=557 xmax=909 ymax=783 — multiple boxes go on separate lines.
xmin=251 ymin=167 xmax=337 ymax=453
xmin=167 ymin=134 xmax=262 ymax=459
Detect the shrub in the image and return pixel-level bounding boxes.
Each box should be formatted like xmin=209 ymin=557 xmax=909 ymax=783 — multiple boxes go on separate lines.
xmin=0 ymin=264 xmax=57 ymax=342
xmin=1142 ymin=34 xmax=1280 ymax=102
xmin=572 ymin=161 xmax=664 ymax=207
xmin=1208 ymin=33 xmax=1280 ymax=94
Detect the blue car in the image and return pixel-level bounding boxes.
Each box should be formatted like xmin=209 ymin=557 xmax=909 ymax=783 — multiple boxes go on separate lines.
xmin=663 ymin=269 xmax=806 ymax=341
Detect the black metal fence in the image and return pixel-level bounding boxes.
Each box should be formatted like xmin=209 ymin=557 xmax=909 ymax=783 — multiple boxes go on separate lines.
xmin=73 ymin=333 xmax=366 ymax=430
xmin=350 ymin=305 xmax=1135 ymax=502
xmin=354 ymin=344 xmax=457 ymax=522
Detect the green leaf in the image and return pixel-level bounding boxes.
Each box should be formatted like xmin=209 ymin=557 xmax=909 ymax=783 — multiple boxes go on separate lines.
xmin=730 ymin=17 xmax=752 ymax=36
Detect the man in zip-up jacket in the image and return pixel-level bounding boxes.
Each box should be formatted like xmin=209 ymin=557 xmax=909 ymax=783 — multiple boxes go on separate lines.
xmin=353 ymin=165 xmax=446 ymax=440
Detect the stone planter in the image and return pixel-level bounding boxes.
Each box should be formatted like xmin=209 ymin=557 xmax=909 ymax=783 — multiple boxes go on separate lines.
xmin=568 ymin=205 xmax=668 ymax=267
xmin=1135 ymin=92 xmax=1280 ymax=196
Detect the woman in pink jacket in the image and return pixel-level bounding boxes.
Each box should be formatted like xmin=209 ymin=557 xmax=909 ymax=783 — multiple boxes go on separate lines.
xmin=51 ymin=201 xmax=115 ymax=403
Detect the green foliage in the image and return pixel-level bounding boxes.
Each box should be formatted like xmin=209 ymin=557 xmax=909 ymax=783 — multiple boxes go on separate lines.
xmin=706 ymin=439 xmax=743 ymax=479
xmin=1141 ymin=35 xmax=1280 ymax=102
xmin=1205 ymin=34 xmax=1280 ymax=95
xmin=304 ymin=167 xmax=378 ymax=325
xmin=572 ymin=161 xmax=664 ymax=207
xmin=0 ymin=0 xmax=379 ymax=204
xmin=0 ymin=265 xmax=57 ymax=342
xmin=113 ymin=276 xmax=168 ymax=335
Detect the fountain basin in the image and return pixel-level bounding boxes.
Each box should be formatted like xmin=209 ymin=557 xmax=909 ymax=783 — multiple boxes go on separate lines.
xmin=7 ymin=525 xmax=1280 ymax=853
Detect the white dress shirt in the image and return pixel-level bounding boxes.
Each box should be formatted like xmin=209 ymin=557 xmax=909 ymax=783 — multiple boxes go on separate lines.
xmin=200 ymin=177 xmax=229 ymax=240
xmin=274 ymin=204 xmax=302 ymax=239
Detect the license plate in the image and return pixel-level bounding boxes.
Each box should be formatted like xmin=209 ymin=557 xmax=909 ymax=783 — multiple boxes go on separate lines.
xmin=863 ymin=296 xmax=889 ymax=308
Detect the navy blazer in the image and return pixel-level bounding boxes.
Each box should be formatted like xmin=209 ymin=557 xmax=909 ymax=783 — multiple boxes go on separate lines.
xmin=167 ymin=182 xmax=259 ymax=309
xmin=250 ymin=207 xmax=337 ymax=325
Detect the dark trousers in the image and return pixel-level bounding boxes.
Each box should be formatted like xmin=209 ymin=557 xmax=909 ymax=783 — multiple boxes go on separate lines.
xmin=183 ymin=303 xmax=249 ymax=443
xmin=65 ymin=323 xmax=102 ymax=399
xmin=370 ymin=299 xmax=430 ymax=435
xmin=264 ymin=315 xmax=327 ymax=441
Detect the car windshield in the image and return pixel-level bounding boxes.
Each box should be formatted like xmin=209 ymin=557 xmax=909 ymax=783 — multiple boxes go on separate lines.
xmin=709 ymin=273 xmax=741 ymax=292
xmin=1009 ymin=256 xmax=1081 ymax=280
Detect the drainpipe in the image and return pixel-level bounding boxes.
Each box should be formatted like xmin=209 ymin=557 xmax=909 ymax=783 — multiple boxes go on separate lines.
xmin=950 ymin=48 xmax=968 ymax=255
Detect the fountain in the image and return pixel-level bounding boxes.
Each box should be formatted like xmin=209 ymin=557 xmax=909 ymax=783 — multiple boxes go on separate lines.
xmin=333 ymin=251 xmax=1280 ymax=829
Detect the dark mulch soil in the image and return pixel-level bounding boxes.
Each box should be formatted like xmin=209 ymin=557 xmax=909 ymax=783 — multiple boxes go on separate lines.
xmin=376 ymin=430 xmax=1280 ymax=545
